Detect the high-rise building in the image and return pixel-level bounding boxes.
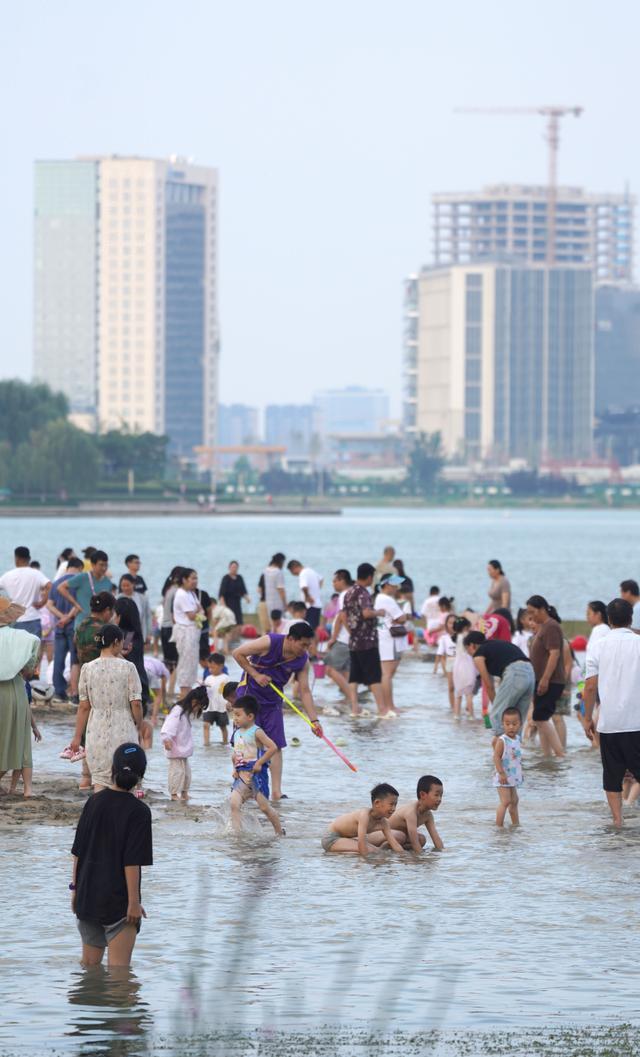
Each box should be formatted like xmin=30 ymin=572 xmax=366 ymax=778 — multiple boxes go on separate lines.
xmin=432 ymin=185 xmax=634 ymax=282
xmin=595 ymin=285 xmax=640 ymax=413
xmin=264 ymin=404 xmax=319 ymax=456
xmin=408 ymin=264 xmax=594 ymax=462
xmin=313 ymin=386 xmax=390 ymax=437
xmin=33 ymin=155 xmax=219 ymax=454
xmin=217 ymin=404 xmax=260 ymax=446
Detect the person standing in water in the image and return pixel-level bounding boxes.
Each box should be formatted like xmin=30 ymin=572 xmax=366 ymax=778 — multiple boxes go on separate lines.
xmin=232 ymin=622 xmax=323 ymax=800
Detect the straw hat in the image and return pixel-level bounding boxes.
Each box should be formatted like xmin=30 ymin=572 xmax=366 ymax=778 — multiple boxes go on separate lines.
xmin=0 ymin=596 xmax=27 ymax=627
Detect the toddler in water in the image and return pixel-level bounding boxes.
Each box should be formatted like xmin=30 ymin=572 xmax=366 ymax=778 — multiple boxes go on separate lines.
xmin=201 ymin=651 xmax=229 ymax=746
xmin=493 ymin=707 xmax=523 ymax=827
xmin=230 ymin=697 xmax=284 ymax=836
xmin=160 ymin=686 xmax=208 ymax=801
xmin=452 ymin=616 xmax=476 ymax=718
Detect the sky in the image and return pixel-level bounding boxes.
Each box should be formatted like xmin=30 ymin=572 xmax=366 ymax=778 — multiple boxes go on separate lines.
xmin=0 ymin=0 xmax=637 ymax=414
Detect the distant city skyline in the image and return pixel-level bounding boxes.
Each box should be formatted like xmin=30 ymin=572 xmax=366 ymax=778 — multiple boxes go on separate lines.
xmin=2 ymin=1 xmax=639 ymax=412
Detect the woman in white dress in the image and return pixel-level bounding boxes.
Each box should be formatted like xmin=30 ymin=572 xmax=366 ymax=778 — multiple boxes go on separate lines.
xmin=374 ymin=575 xmax=410 ymax=716
xmin=70 ymin=624 xmax=142 ymax=791
xmin=173 ymin=568 xmax=204 ymax=696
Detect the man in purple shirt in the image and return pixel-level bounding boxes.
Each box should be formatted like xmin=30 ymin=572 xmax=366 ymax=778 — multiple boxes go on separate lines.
xmin=232 ymin=622 xmax=323 ymax=800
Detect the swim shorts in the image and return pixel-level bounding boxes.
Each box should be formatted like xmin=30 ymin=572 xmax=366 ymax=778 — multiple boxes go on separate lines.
xmin=77 ymin=916 xmax=140 ymax=948
xmin=321 ymin=828 xmax=342 ymax=852
xmin=232 ymin=767 xmax=270 ymax=801
xmin=203 ymin=710 xmax=229 ymax=727
xmin=532 ymin=682 xmax=564 ymax=722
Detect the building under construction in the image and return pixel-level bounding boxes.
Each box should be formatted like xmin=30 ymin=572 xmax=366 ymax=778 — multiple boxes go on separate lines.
xmin=431 ymin=184 xmax=634 ymax=282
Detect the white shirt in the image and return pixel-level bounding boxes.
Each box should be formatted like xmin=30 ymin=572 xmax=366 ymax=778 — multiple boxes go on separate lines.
xmin=336 ymin=589 xmax=350 ymax=645
xmin=173 ymin=588 xmax=199 ymax=626
xmin=587 ymin=627 xmax=640 ymax=733
xmin=437 ymin=632 xmax=456 ymax=658
xmin=512 ymin=630 xmax=533 ymax=656
xmin=203 ymin=672 xmax=229 ymax=714
xmin=299 ymin=566 xmax=322 ymax=608
xmin=0 ymin=566 xmax=50 ymax=622
xmin=633 ymin=601 xmax=640 ymax=632
xmin=263 ymin=566 xmax=285 ymax=612
xmin=585 ymin=622 xmax=610 ymax=669
xmin=374 ymin=591 xmax=406 ymax=639
xmin=421 ymin=595 xmax=441 ymax=624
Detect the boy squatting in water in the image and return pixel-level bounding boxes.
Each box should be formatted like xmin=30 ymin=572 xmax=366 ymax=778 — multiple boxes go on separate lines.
xmin=321 ymin=776 xmax=444 ymax=854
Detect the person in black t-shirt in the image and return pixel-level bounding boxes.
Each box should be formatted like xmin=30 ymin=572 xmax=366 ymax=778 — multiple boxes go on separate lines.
xmin=464 ymin=631 xmax=535 ymax=735
xmin=70 ymin=743 xmax=153 ymax=968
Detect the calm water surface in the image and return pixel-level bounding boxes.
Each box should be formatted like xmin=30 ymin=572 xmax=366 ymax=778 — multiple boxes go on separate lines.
xmin=0 ymin=507 xmax=638 ymax=1055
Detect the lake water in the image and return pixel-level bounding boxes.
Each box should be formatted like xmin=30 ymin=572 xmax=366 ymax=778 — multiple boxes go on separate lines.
xmin=1 ymin=507 xmax=639 ymax=1056
xmin=1 ymin=505 xmax=639 ymax=618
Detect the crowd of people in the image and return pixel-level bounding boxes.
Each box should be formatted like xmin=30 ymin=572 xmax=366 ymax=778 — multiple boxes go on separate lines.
xmin=2 ymin=540 xmax=640 ymax=965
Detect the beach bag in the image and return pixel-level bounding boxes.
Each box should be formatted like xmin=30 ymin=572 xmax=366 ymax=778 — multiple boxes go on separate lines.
xmin=390 ymin=624 xmax=407 ymax=638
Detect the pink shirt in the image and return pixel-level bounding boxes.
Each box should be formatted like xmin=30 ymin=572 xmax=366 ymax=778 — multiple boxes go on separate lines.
xmin=160 ymin=705 xmax=194 ymax=759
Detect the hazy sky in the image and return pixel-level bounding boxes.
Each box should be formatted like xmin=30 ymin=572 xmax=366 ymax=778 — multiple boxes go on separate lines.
xmin=1 ymin=0 xmax=636 ymax=413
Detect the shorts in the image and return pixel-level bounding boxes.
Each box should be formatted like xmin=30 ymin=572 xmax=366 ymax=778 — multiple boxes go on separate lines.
xmin=305 ymin=607 xmax=321 ymax=631
xmin=324 ymin=641 xmax=350 ymax=673
xmin=600 ymin=730 xmax=640 ymax=792
xmin=349 ymin=647 xmax=382 ymax=687
xmin=161 ymin=627 xmax=178 ymax=668
xmin=321 ymin=828 xmax=342 ymax=852
xmin=203 ymin=710 xmax=229 ymax=727
xmin=532 ymin=682 xmax=564 ymax=722
xmin=556 ymin=688 xmax=572 ymax=716
xmin=77 ymin=916 xmax=140 ymax=948
xmin=232 ymin=767 xmax=270 ymax=800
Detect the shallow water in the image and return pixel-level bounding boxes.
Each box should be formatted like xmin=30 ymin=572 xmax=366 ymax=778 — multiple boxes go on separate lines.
xmin=1 ymin=653 xmax=638 ymax=1056
xmin=1 ymin=505 xmax=639 ymax=618
xmin=1 ymin=506 xmax=639 ymax=1055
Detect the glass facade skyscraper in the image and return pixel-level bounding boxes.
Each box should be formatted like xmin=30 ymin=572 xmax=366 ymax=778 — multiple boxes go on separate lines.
xmin=33 ymin=156 xmax=219 ymax=452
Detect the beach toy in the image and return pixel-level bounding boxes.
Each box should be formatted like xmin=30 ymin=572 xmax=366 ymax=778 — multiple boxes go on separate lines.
xmin=316 ymin=627 xmax=329 ymax=643
xmin=313 ymin=660 xmax=325 ymax=679
xmin=570 ymin=635 xmax=588 ymax=652
xmin=241 ymin=624 xmax=259 ymax=639
xmin=290 ymin=736 xmax=301 ymax=747
xmin=269 ymin=682 xmax=358 ymax=772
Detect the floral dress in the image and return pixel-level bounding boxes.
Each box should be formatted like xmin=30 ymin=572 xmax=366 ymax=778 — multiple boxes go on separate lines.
xmin=79 ymin=657 xmax=142 ymax=787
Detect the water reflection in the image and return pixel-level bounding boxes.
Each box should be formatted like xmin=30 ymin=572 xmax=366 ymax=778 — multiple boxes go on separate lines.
xmin=67 ymin=966 xmax=151 ymax=1057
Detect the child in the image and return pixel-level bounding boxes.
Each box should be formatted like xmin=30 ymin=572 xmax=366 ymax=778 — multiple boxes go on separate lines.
xmin=229 ymin=696 xmax=284 ymax=836
xmin=388 ymin=775 xmax=444 ymax=852
xmin=285 ymin=601 xmax=307 ymax=632
xmin=320 ymin=783 xmax=406 ymax=855
xmin=512 ymin=608 xmax=534 ymax=656
xmin=493 ymin=706 xmax=523 ymax=827
xmin=452 ymin=616 xmax=476 ymax=718
xmin=270 ymin=609 xmax=286 ymax=634
xmin=209 ymin=597 xmax=237 ymax=652
xmin=436 ymin=613 xmax=457 ymax=707
xmin=202 ymin=652 xmax=229 ymax=746
xmin=430 ymin=596 xmax=453 ymax=671
xmin=70 ymin=742 xmax=152 ymax=968
xmin=160 ymin=686 xmax=208 ymax=801
xmin=143 ymin=654 xmax=169 ymax=727
xmin=222 ymin=680 xmax=238 ymax=710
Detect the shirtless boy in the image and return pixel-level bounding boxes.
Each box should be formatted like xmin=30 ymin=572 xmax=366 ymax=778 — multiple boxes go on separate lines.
xmin=388 ymin=775 xmax=444 ymax=852
xmin=321 ymin=783 xmax=406 ymax=855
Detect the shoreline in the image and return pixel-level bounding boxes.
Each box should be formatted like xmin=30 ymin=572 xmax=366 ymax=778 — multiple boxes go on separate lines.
xmin=0 ymin=502 xmax=342 ymax=518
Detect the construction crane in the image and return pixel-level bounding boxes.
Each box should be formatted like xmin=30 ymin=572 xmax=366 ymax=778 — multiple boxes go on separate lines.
xmin=455 ymin=106 xmax=583 ymax=266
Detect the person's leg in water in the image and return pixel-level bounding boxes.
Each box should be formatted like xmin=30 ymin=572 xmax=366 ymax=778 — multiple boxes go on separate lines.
xmin=346 ymin=682 xmax=361 ymax=717
xmin=326 ymin=665 xmax=351 ymax=701
xmin=552 ymin=713 xmax=567 ymax=749
xmin=230 ymin=787 xmax=245 ymax=832
xmin=381 ymin=660 xmax=396 ymax=714
xmin=369 ymin=681 xmax=388 ymax=716
xmin=446 ymin=671 xmax=455 ymax=711
xmin=81 ymin=942 xmax=105 ymax=967
xmin=465 ymin=692 xmax=474 ymax=717
xmin=496 ymin=787 xmax=511 ymax=827
xmin=508 ymin=788 xmax=519 ymax=826
xmin=106 ymin=926 xmax=138 ymax=968
xmin=270 ymin=749 xmax=284 ymax=800
xmin=535 ymin=719 xmax=565 ymax=758
xmin=367 ymin=828 xmax=408 ymax=849
xmin=255 ymin=790 xmax=284 ymax=835
xmin=203 ymin=713 xmax=211 ymax=747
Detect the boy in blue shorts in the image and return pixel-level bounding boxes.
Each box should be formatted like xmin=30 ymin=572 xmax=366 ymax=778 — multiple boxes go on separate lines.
xmin=230 ymin=697 xmax=284 ymax=836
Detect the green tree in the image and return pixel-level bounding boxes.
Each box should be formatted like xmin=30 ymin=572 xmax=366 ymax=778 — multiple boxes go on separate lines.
xmin=0 ymin=379 xmax=68 ymax=448
xmin=9 ymin=420 xmax=98 ymax=497
xmin=97 ymin=429 xmax=168 ymax=481
xmin=407 ymin=432 xmax=444 ymax=495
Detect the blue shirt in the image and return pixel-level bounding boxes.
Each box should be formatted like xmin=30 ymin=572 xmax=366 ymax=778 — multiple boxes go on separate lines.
xmin=49 ymin=574 xmax=76 ymax=618
xmin=65 ymin=571 xmax=114 ymax=629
